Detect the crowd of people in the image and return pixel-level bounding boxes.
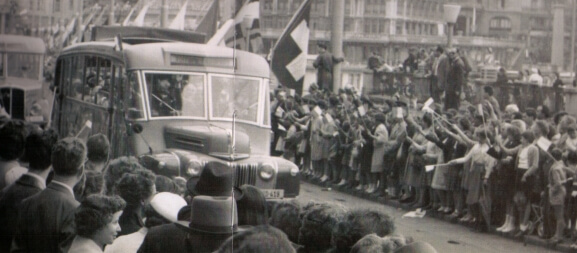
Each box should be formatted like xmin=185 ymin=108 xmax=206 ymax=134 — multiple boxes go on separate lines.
xmin=271 ymin=45 xmax=577 ymax=248
xmin=0 ymin=114 xmax=435 ymax=253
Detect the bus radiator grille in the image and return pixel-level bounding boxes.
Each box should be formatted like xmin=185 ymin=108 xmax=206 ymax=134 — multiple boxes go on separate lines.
xmin=234 ymin=164 xmax=258 ymax=186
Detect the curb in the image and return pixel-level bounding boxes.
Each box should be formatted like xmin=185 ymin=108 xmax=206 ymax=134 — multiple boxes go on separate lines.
xmin=301 ymin=176 xmax=577 ymax=253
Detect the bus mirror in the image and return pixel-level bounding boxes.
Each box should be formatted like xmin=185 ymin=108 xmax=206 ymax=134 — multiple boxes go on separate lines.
xmin=132 ymin=123 xmax=144 ymax=134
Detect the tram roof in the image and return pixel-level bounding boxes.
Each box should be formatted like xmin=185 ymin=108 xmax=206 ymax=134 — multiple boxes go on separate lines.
xmin=0 ymin=35 xmax=46 ymax=54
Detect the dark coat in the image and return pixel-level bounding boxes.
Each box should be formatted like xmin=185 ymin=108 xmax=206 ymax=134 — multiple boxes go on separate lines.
xmin=313 ymin=52 xmax=343 ymax=92
xmin=138 ymin=223 xmax=189 ymax=253
xmin=119 ymin=204 xmax=145 ymax=236
xmin=11 ymin=182 xmax=79 ymax=253
xmin=138 ymin=222 xmax=232 ymax=253
xmin=444 ymin=56 xmax=466 ymax=110
xmin=434 ymin=54 xmax=450 ymax=89
xmin=0 ymin=174 xmax=45 ymax=252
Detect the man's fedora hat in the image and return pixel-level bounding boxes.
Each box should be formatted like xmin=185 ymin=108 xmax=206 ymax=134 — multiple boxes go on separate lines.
xmin=186 ymin=161 xmax=242 ymax=199
xmin=187 ymin=161 xmax=233 ymax=197
xmin=188 ymin=195 xmax=248 ymax=234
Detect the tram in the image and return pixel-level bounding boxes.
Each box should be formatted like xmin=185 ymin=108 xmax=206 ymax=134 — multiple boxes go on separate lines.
xmin=0 ymin=35 xmax=49 ymax=124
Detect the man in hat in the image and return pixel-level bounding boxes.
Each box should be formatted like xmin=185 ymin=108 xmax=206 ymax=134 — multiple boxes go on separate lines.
xmin=185 ymin=195 xmax=246 ymax=252
xmin=313 ymin=42 xmax=344 ymax=93
xmin=444 ymin=48 xmax=466 ymax=111
xmin=429 ymin=45 xmax=449 ymax=102
xmin=138 ymin=161 xmax=241 ymax=253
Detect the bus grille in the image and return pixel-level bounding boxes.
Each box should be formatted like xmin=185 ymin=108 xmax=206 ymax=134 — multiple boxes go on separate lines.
xmin=234 ymin=164 xmax=258 ymax=186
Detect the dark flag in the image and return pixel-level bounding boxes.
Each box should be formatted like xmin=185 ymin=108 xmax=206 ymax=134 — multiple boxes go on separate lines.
xmin=269 ymin=0 xmax=312 ymax=95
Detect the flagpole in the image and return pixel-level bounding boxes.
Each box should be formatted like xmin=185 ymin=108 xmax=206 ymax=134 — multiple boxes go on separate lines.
xmin=331 ymin=0 xmax=345 ymax=94
xmin=161 ymin=0 xmax=169 ymax=28
xmin=109 ymin=0 xmax=115 ymax=25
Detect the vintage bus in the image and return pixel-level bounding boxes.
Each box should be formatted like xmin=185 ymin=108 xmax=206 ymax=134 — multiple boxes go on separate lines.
xmin=50 ymin=27 xmax=299 ymax=198
xmin=0 ymin=34 xmax=49 ymax=124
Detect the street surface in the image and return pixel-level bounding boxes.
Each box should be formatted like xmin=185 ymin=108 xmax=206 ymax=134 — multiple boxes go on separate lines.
xmin=297 ymin=181 xmax=556 ymax=253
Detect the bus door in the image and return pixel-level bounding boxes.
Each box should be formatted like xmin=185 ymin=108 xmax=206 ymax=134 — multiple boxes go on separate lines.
xmin=55 ymin=55 xmax=116 ymax=140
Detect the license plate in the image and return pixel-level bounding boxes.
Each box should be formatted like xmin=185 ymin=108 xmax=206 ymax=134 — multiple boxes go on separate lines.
xmin=261 ymin=189 xmax=284 ymax=199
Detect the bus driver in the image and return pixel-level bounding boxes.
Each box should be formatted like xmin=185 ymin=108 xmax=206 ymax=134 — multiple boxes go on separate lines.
xmin=150 ymin=76 xmax=180 ymax=117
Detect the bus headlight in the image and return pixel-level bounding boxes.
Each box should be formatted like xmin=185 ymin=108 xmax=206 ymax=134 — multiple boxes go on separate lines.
xmin=259 ymin=163 xmax=275 ymax=181
xmin=187 ymin=160 xmax=203 ymax=176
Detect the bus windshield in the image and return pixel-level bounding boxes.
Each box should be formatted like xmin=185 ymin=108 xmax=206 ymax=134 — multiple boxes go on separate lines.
xmin=2 ymin=53 xmax=43 ymax=80
xmin=144 ymin=72 xmax=262 ymax=124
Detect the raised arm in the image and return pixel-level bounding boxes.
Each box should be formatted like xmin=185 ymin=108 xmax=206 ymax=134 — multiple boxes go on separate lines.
xmin=448 ymin=144 xmax=477 ymax=165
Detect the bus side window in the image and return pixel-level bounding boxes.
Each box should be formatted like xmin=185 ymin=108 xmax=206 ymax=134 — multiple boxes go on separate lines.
xmin=125 ymin=71 xmax=143 ymax=119
xmin=81 ymin=57 xmax=112 ymax=106
xmin=95 ymin=58 xmax=112 ymax=107
xmin=68 ymin=56 xmax=85 ymax=100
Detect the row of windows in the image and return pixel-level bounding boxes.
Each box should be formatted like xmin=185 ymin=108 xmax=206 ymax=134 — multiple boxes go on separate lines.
xmin=262 ymin=0 xmax=325 ymax=13
xmin=58 ymin=55 xmax=126 ymax=109
xmin=397 ymin=0 xmax=442 ymax=18
xmin=262 ymin=0 xmax=442 ymax=18
xmin=54 ymin=55 xmax=134 ymax=156
xmin=365 ymin=0 xmax=388 ymax=15
xmin=263 ymin=15 xmax=437 ymax=36
xmin=27 ymin=0 xmax=75 ymax=12
xmin=489 ymin=17 xmax=511 ymax=29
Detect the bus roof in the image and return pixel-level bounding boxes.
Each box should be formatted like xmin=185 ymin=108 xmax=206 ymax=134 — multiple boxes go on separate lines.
xmin=125 ymin=43 xmax=269 ymax=77
xmin=0 ymin=35 xmax=45 ymax=54
xmin=60 ymin=41 xmax=270 ymax=78
xmin=91 ymin=26 xmax=206 ymax=44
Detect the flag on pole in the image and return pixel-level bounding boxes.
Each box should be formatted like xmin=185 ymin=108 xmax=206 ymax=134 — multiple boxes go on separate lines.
xmin=224 ymin=0 xmax=263 ymax=53
xmin=133 ymin=3 xmax=151 ymax=27
xmin=194 ymin=0 xmax=219 ymax=41
xmin=169 ymin=0 xmax=189 ymax=30
xmin=269 ymin=0 xmax=312 ymax=95
xmin=122 ymin=6 xmax=137 ymax=26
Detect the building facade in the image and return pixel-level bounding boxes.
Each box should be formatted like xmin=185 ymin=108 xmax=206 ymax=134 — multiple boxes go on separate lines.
xmin=261 ymin=0 xmax=576 ymax=72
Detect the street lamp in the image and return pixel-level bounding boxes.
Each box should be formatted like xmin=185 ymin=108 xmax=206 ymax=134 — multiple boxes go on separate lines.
xmin=443 ymin=4 xmax=461 ymax=48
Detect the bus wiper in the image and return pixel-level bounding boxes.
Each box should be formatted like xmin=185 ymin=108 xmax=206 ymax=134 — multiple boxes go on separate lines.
xmin=151 ymin=94 xmax=180 ymax=115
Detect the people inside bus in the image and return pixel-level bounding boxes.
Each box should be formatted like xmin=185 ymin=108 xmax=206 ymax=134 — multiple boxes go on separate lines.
xmin=180 ymin=75 xmax=205 ymax=117
xmin=150 ymin=77 xmax=180 ymax=117
xmin=71 ymin=78 xmax=84 ymax=100
xmin=85 ymin=73 xmax=111 ymax=107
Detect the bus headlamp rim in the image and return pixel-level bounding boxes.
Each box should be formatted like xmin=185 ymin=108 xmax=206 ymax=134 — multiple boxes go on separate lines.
xmin=258 ymin=163 xmax=275 ymax=181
